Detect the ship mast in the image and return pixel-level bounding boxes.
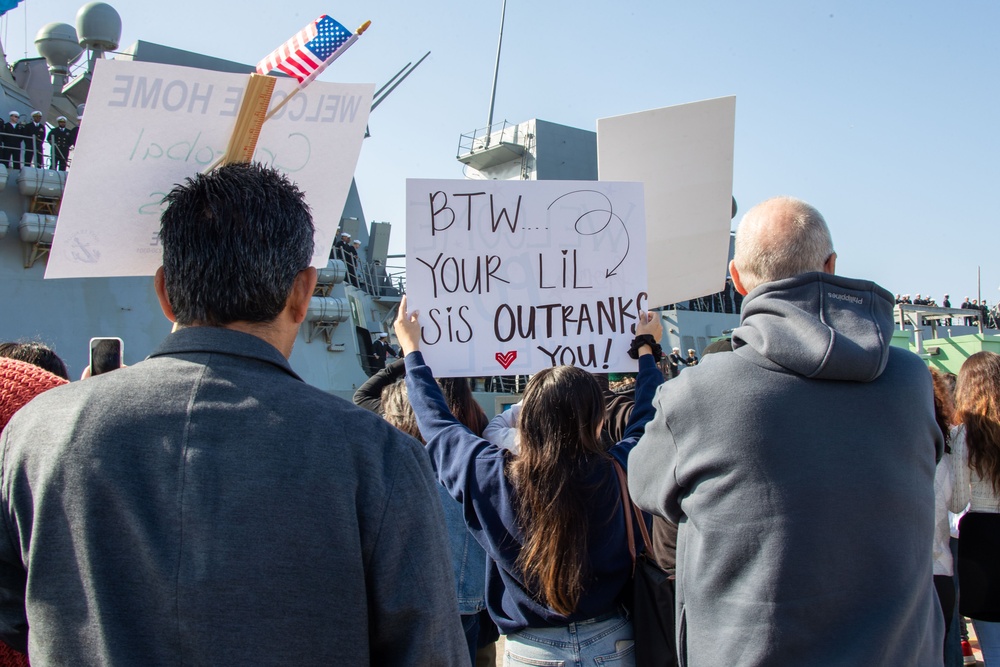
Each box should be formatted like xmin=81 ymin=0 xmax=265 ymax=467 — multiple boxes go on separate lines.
xmin=483 ymin=0 xmax=506 ymax=149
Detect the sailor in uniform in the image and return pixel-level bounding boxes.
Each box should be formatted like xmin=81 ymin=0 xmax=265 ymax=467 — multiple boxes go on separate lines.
xmin=23 ymin=111 xmax=46 ymax=169
xmin=47 ymin=116 xmax=74 ymax=170
xmin=0 ymin=111 xmax=22 ymax=169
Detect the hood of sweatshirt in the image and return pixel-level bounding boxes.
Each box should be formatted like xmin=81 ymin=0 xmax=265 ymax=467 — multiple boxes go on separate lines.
xmin=731 ymin=272 xmax=895 ymax=382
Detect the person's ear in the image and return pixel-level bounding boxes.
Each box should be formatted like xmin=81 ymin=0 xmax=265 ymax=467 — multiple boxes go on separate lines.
xmin=154 ymin=267 xmax=177 ymax=323
xmin=823 ymin=252 xmax=837 ymax=275
xmin=288 ymin=267 xmax=318 ymax=324
xmin=729 ymin=260 xmax=748 ymax=296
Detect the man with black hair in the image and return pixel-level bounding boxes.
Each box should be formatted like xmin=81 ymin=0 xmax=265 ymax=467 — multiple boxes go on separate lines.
xmin=0 ymin=163 xmax=467 ymax=666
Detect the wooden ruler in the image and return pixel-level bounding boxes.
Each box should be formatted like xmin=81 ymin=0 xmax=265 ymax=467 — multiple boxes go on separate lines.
xmin=214 ymin=74 xmax=276 ymax=168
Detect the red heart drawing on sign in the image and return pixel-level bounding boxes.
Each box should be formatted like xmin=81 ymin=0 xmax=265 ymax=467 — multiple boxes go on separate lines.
xmin=495 ymin=351 xmax=517 ymax=370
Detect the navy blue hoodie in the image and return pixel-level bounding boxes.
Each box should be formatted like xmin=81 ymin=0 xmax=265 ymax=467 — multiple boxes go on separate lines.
xmin=405 ymin=352 xmax=661 ymax=634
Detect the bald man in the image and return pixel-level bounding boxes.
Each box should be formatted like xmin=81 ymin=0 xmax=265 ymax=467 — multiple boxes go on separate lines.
xmin=629 ymin=197 xmax=943 ymax=666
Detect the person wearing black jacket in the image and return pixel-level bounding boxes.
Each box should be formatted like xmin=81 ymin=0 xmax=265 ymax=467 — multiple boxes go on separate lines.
xmin=47 ymin=117 xmax=73 ymax=170
xmin=353 ymin=358 xmax=406 ymax=412
xmin=667 ymin=348 xmax=686 ymax=377
xmin=0 ymin=112 xmax=22 ymax=169
xmin=370 ymin=332 xmax=398 ymax=371
xmin=23 ymin=111 xmax=46 ymax=168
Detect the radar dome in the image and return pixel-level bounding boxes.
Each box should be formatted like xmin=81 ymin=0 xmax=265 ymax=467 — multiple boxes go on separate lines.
xmin=35 ymin=22 xmax=84 ymax=68
xmin=76 ymin=2 xmax=121 ymax=52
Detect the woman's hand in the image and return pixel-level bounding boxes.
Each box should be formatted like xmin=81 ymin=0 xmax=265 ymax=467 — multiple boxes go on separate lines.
xmin=635 ymin=310 xmax=662 ymax=357
xmin=635 ymin=310 xmax=662 ymax=342
xmin=394 ymin=295 xmax=422 ymax=356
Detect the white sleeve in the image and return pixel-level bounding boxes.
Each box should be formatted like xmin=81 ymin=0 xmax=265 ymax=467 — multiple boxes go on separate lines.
xmin=483 ymin=402 xmax=520 ymax=454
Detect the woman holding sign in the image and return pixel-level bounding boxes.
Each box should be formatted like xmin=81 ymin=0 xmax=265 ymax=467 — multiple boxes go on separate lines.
xmin=395 ymin=295 xmax=663 ymax=666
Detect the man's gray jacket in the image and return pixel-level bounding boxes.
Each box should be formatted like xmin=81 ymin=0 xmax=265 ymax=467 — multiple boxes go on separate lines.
xmin=629 ymin=273 xmax=944 ymax=667
xmin=0 ymin=326 xmax=467 ymax=666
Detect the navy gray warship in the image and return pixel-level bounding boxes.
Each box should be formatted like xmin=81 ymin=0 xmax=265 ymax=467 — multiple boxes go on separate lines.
xmin=0 ymin=1 xmax=410 ymax=399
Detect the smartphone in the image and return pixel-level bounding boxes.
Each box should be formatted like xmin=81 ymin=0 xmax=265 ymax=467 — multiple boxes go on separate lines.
xmin=89 ymin=337 xmax=123 ymax=376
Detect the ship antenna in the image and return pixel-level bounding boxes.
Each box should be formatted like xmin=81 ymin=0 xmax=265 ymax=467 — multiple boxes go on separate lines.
xmin=370 ymin=51 xmax=430 ymax=112
xmin=483 ymin=0 xmax=507 ymax=149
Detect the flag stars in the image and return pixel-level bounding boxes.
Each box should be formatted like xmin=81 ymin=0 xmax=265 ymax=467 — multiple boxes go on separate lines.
xmin=257 ymin=15 xmax=356 ymax=83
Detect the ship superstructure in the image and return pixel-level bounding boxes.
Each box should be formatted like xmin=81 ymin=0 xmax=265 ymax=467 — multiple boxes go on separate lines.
xmin=0 ymin=2 xmax=402 ymax=397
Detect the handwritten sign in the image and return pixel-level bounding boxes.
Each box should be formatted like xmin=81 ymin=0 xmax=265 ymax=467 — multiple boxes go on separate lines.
xmin=406 ymin=179 xmax=647 ymax=377
xmin=598 ymin=96 xmax=736 ymax=308
xmin=46 ymin=59 xmax=373 ymax=278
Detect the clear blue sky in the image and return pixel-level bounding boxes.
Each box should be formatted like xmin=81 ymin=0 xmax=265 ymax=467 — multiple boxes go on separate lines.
xmin=4 ymin=0 xmax=998 ymax=305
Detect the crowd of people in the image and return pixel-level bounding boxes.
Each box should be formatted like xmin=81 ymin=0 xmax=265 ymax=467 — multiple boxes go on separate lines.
xmin=0 ymin=168 xmax=998 ymax=667
xmin=895 ymin=293 xmax=997 ymax=328
xmin=0 ymin=110 xmax=78 ymax=172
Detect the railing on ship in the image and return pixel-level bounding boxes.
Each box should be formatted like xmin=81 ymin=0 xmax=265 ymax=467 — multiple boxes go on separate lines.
xmin=457 ymin=120 xmax=521 ymax=158
xmin=895 ymin=303 xmax=1000 ymax=335
xmin=662 ymin=279 xmax=743 ymax=315
xmin=0 ymin=129 xmax=73 ymax=171
xmin=329 ymin=245 xmax=406 ymax=299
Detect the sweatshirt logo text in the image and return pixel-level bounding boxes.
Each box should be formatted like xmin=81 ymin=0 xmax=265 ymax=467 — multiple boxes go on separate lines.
xmin=827 ymin=291 xmax=863 ymax=305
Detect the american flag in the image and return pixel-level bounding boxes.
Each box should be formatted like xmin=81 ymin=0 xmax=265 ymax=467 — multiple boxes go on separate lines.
xmin=257 ymin=15 xmax=355 ymax=86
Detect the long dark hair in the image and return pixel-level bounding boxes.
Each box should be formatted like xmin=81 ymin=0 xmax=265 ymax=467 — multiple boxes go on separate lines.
xmin=510 ymin=365 xmax=607 ymax=615
xmin=956 ymin=352 xmax=1000 ymax=495
xmin=438 ymin=377 xmax=488 ymax=437
xmin=929 ymin=367 xmax=955 ymax=447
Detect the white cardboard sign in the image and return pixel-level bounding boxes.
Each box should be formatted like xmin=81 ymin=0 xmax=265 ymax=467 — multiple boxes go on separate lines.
xmin=46 ymin=59 xmax=373 ymax=278
xmin=406 ymin=179 xmax=647 ymax=378
xmin=597 ymin=96 xmax=736 ymax=308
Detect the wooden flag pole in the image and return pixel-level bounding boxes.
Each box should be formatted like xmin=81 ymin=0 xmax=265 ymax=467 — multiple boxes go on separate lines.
xmin=204 ymin=20 xmax=370 ymax=172
xmin=260 ymin=86 xmax=300 ymax=124
xmin=204 ymin=74 xmax=276 ymax=172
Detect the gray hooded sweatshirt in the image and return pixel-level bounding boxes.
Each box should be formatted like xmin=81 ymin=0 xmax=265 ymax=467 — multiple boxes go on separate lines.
xmin=629 ymin=272 xmax=943 ymax=667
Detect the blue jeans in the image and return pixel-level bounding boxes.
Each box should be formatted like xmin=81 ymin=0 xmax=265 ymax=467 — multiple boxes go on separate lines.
xmin=462 ymin=613 xmax=480 ymax=666
xmin=973 ymin=619 xmax=1000 ymax=666
xmin=504 ymin=610 xmax=634 ymax=666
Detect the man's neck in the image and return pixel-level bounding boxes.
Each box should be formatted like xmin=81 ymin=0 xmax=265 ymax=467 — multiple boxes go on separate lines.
xmin=175 ymin=320 xmax=297 ymax=359
xmin=225 ymin=320 xmax=297 ymax=359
